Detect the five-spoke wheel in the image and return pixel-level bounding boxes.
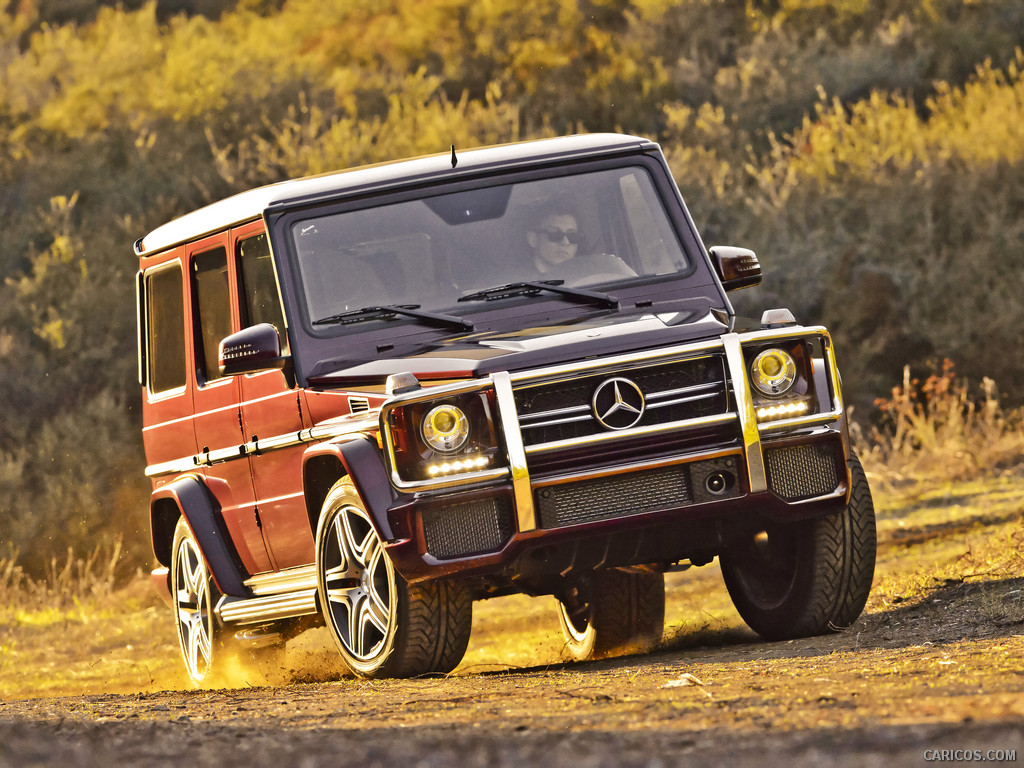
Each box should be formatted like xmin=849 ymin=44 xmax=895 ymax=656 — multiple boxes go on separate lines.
xmin=318 ymin=490 xmax=397 ymax=667
xmin=171 ymin=517 xmax=224 ymax=684
xmin=315 ymin=478 xmax=473 ymax=678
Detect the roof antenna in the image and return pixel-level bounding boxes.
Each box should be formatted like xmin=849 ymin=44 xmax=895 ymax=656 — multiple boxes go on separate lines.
xmin=450 ymin=145 xmax=458 ymax=168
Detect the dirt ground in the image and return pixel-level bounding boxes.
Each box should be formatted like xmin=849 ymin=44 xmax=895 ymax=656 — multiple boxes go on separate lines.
xmin=2 ymin=473 xmax=1024 ymax=767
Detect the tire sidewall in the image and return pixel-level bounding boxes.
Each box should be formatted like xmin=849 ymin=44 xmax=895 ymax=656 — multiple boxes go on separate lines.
xmin=720 ymin=451 xmax=876 ymax=640
xmin=170 ymin=516 xmax=220 ymax=685
xmin=315 ymin=478 xmax=401 ymax=678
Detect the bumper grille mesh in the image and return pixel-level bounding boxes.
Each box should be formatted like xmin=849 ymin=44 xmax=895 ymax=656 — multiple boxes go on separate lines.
xmin=421 ymin=497 xmax=514 ymax=559
xmin=536 ymin=465 xmax=692 ymax=529
xmin=765 ymin=443 xmax=840 ymax=500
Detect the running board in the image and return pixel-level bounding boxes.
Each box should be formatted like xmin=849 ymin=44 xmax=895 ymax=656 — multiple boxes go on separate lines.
xmin=216 ymin=588 xmax=319 ymax=626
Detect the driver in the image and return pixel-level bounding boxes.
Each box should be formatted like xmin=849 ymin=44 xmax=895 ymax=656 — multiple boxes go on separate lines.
xmin=527 ymin=209 xmax=581 ymax=275
xmin=526 ymin=207 xmax=636 ymax=285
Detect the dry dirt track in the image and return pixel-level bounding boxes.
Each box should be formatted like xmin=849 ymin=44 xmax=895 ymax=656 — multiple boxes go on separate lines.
xmin=3 ymin=561 xmax=1024 ymax=768
xmin=5 ymin=473 xmax=1024 ymax=768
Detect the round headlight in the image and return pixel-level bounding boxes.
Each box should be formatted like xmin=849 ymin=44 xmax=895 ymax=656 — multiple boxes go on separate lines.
xmin=421 ymin=404 xmax=470 ymax=453
xmin=750 ymin=348 xmax=797 ymax=397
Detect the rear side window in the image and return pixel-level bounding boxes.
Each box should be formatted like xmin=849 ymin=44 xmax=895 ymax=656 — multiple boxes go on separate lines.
xmin=191 ymin=247 xmax=231 ymax=384
xmin=146 ymin=263 xmax=186 ymax=394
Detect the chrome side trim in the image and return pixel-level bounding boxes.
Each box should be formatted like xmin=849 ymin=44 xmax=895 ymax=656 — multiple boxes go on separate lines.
xmin=217 ymin=589 xmax=319 ymax=625
xmin=721 ymin=333 xmax=767 ymax=494
xmin=492 ymin=371 xmax=536 ymax=532
xmin=244 ymin=565 xmax=317 ymax=596
xmin=145 ymin=416 xmax=379 ymax=478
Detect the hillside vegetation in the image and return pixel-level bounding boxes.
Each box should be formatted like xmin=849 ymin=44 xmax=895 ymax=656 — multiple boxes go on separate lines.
xmin=1 ymin=0 xmax=1023 ymax=574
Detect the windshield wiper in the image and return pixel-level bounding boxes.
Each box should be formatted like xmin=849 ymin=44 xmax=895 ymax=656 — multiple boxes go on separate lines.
xmin=457 ymin=280 xmax=618 ymax=309
xmin=313 ymin=304 xmax=474 ymax=331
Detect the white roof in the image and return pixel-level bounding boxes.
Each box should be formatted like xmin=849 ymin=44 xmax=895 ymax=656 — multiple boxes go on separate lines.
xmin=135 ymin=133 xmax=655 ymax=256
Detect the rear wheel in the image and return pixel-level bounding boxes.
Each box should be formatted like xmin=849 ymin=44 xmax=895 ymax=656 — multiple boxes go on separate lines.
xmin=556 ymin=568 xmax=665 ymax=661
xmin=315 ymin=478 xmax=473 ymax=678
xmin=720 ymin=451 xmax=877 ymax=639
xmin=170 ymin=518 xmax=286 ymax=685
xmin=170 ymin=517 xmax=233 ymax=685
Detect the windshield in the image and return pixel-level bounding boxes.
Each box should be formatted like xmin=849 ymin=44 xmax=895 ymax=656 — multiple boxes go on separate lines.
xmin=289 ymin=165 xmax=691 ymax=329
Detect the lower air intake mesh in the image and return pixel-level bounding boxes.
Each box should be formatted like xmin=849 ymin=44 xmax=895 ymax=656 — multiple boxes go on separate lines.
xmin=765 ymin=443 xmax=840 ymax=500
xmin=536 ymin=465 xmax=692 ymax=529
xmin=422 ymin=497 xmax=514 ymax=559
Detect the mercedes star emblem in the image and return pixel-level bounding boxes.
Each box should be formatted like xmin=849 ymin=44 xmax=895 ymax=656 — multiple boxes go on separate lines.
xmin=591 ymin=377 xmax=646 ymax=430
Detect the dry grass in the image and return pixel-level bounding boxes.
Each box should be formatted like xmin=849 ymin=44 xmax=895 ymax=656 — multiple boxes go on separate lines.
xmin=0 ymin=541 xmax=185 ymax=698
xmin=853 ymin=359 xmax=1024 ymax=494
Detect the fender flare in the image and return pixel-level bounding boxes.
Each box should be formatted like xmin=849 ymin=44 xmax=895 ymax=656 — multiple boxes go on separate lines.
xmin=149 ymin=475 xmax=249 ymax=598
xmin=302 ymin=435 xmax=397 ymax=541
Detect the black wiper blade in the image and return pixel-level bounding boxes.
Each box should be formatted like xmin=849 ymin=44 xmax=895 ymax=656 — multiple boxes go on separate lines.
xmin=313 ymin=304 xmax=474 ymax=331
xmin=457 ymin=280 xmax=618 ymax=309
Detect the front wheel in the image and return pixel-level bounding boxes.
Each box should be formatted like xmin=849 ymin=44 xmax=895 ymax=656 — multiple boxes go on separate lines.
xmin=556 ymin=568 xmax=665 ymax=661
xmin=315 ymin=478 xmax=473 ymax=678
xmin=720 ymin=451 xmax=877 ymax=640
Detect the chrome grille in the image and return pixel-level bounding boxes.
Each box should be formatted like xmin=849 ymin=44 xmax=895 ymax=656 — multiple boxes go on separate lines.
xmin=513 ymin=355 xmax=728 ymax=446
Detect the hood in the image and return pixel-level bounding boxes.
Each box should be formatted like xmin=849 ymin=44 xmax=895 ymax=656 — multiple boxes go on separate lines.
xmin=307 ymin=305 xmax=730 ymax=386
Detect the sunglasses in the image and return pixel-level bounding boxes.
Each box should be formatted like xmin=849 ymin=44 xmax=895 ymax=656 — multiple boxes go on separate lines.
xmin=537 ymin=228 xmax=582 ymax=245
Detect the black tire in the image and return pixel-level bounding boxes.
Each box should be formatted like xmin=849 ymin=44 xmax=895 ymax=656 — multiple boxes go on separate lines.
xmin=315 ymin=478 xmax=473 ymax=678
xmin=556 ymin=568 xmax=665 ymax=661
xmin=170 ymin=517 xmax=235 ymax=685
xmin=720 ymin=451 xmax=877 ymax=640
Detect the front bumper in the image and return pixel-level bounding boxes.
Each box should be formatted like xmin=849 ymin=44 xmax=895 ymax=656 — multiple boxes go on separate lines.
xmin=379 ymin=328 xmax=851 ymax=584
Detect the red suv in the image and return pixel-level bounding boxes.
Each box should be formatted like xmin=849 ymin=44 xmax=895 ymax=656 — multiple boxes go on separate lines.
xmin=136 ymin=134 xmax=876 ymax=682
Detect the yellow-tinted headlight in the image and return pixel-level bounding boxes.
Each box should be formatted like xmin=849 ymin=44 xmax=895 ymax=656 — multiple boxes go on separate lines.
xmin=750 ymin=348 xmax=797 ymax=397
xmin=421 ymin=404 xmax=470 ymax=453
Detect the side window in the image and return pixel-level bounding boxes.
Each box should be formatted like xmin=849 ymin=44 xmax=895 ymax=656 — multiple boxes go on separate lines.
xmin=145 ymin=262 xmax=186 ymax=394
xmin=238 ymin=233 xmax=288 ymax=353
xmin=191 ymin=247 xmax=231 ymax=385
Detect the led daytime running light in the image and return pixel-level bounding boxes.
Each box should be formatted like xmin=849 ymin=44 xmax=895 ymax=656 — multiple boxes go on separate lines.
xmin=756 ymin=400 xmax=810 ymax=421
xmin=426 ymin=455 xmax=491 ymax=477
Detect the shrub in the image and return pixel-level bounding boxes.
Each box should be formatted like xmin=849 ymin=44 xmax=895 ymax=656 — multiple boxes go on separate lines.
xmin=854 ymin=359 xmax=1024 ymax=489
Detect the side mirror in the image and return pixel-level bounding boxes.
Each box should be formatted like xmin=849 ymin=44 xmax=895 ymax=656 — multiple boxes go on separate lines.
xmin=218 ymin=323 xmax=285 ymax=376
xmin=709 ymin=246 xmax=762 ymax=292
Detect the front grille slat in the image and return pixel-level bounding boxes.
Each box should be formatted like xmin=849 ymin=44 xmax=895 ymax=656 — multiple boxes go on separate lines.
xmin=513 ymin=354 xmax=729 ymax=447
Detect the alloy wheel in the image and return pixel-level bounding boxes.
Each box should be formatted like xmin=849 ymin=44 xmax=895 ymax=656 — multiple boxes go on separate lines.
xmin=320 ymin=503 xmax=396 ymax=662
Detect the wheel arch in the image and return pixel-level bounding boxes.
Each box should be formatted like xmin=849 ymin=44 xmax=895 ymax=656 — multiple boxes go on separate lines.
xmin=149 ymin=475 xmax=249 ymax=598
xmin=302 ymin=435 xmax=397 ymax=542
